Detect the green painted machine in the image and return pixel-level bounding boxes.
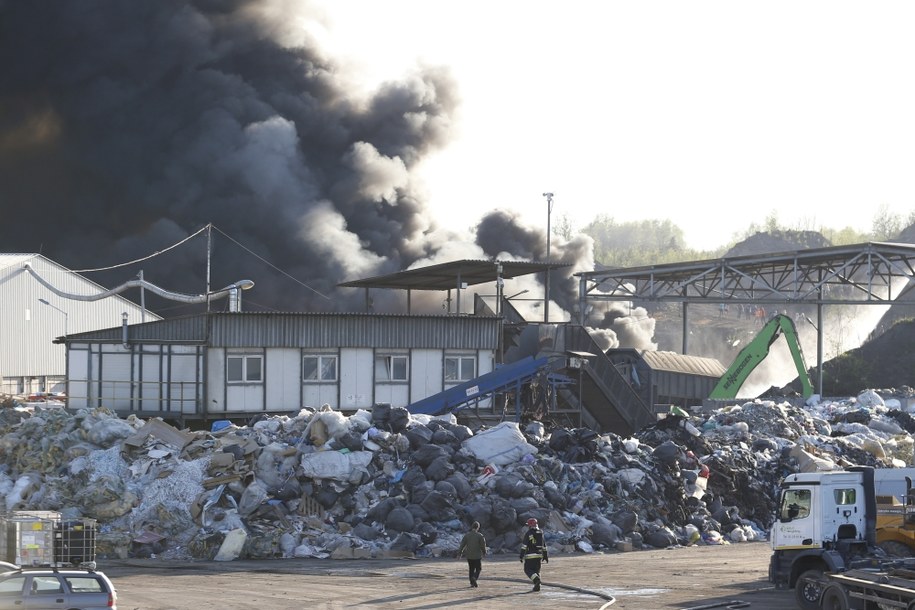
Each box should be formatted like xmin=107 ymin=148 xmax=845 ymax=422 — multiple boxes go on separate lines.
xmin=709 ymin=313 xmax=814 ymax=399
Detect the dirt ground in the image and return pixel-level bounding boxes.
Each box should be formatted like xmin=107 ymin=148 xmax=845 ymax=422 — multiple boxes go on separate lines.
xmin=101 ymin=541 xmax=797 ymax=610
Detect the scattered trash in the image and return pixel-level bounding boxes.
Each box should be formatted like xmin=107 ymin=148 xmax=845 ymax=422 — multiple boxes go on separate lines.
xmin=0 ymin=388 xmax=912 ymax=561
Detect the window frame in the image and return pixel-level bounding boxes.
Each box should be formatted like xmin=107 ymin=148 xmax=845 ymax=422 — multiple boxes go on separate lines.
xmin=303 ymin=353 xmax=339 ymax=383
xmin=375 ymin=353 xmax=409 ymax=383
xmin=226 ymin=354 xmax=264 ymax=384
xmin=444 ymin=354 xmax=477 ymax=383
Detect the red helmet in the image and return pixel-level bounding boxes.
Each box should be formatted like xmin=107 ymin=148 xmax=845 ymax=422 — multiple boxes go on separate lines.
xmin=526 ymin=518 xmax=538 ymax=527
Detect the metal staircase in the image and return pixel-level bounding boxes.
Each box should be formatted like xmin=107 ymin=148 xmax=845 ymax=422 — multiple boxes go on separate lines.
xmin=561 ymin=325 xmax=657 ymax=436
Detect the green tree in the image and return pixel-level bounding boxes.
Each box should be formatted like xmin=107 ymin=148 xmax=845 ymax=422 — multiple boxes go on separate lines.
xmin=552 ymin=213 xmax=574 ymax=241
xmin=822 ymin=226 xmax=868 ymax=246
xmin=582 ymin=216 xmax=702 ymax=267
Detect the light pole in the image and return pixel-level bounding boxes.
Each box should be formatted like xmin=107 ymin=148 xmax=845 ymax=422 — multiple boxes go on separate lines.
xmin=38 ymin=298 xmax=68 ymax=337
xmin=542 ymin=192 xmax=554 ymax=323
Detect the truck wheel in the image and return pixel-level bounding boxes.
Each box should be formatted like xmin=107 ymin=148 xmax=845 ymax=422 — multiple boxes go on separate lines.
xmin=795 ymin=568 xmax=825 ymax=610
xmin=820 ymin=584 xmax=850 ymax=610
xmin=879 ymin=540 xmax=914 ymax=558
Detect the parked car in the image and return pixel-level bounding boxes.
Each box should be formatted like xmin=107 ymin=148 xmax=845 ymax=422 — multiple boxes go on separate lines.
xmin=0 ymin=564 xmax=16 ymax=573
xmin=0 ymin=568 xmax=116 ymax=610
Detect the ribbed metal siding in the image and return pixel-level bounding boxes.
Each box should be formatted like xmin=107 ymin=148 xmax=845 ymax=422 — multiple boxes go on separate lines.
xmin=0 ymin=254 xmax=158 ymax=378
xmin=641 ymin=350 xmax=726 ymax=377
xmin=653 ymin=370 xmax=721 ymax=404
xmin=209 ymin=313 xmax=500 ymax=349
xmin=66 ymin=315 xmax=208 ymax=343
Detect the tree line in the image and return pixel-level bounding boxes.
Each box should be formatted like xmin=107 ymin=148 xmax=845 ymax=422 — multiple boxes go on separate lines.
xmin=559 ymin=204 xmax=915 ymax=268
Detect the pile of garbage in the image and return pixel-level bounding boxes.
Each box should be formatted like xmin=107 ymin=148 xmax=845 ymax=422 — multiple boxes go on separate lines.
xmin=0 ymin=389 xmax=913 ymax=562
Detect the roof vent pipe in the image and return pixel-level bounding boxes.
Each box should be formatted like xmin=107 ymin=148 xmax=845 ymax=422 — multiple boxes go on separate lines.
xmin=229 ymin=286 xmax=241 ymax=312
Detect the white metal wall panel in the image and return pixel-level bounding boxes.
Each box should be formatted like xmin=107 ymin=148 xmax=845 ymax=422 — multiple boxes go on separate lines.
xmin=168 ymin=350 xmax=201 ymax=414
xmin=0 ymin=254 xmax=159 ymax=387
xmin=410 ymin=349 xmax=442 ymax=403
xmin=140 ymin=352 xmax=163 ymax=409
xmin=476 ymin=350 xmax=493 ymax=408
xmin=442 ymin=350 xmax=493 ymax=408
xmin=302 ymin=384 xmax=338 ymax=410
xmin=340 ymin=348 xmax=372 ymax=409
xmin=266 ymin=349 xmax=302 ymax=411
xmin=225 ymin=384 xmax=263 ymax=412
xmin=99 ymin=350 xmax=132 ymax=411
xmin=374 ymin=384 xmax=409 ymax=407
xmin=223 ymin=348 xmax=265 ymax=413
xmin=66 ymin=344 xmax=90 ymax=409
xmin=207 ymin=348 xmax=227 ymax=413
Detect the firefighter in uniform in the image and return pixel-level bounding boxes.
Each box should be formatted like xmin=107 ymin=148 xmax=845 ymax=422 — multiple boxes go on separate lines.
xmin=519 ymin=517 xmax=548 ymax=591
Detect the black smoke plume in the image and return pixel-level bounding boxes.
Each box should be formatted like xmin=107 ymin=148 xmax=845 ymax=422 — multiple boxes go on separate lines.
xmin=0 ymin=0 xmax=658 ymax=353
xmin=0 ymin=0 xmax=459 ymax=313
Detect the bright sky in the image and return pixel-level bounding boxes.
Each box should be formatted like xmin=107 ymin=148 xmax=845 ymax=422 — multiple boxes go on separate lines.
xmin=307 ymin=1 xmax=915 ymax=250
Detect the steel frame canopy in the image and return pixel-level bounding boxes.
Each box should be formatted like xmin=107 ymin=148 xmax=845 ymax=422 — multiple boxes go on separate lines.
xmin=575 ymin=241 xmax=915 ymax=396
xmin=339 ymin=259 xmax=570 ymax=314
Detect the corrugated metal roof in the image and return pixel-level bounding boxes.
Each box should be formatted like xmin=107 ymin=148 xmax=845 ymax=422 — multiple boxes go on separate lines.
xmin=640 ymin=350 xmax=726 ymax=377
xmin=66 ymin=311 xmax=501 ymax=350
xmin=338 ymin=259 xmax=570 ymax=291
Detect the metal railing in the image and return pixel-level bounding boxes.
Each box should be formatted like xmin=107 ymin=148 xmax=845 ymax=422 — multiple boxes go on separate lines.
xmin=564 ymin=325 xmax=656 ymax=434
xmin=66 ymin=380 xmax=202 ymax=415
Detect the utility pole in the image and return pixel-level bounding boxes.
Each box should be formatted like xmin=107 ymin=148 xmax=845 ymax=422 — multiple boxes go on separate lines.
xmin=542 ymin=192 xmax=554 ymax=323
xmin=206 ymin=223 xmax=212 ymax=313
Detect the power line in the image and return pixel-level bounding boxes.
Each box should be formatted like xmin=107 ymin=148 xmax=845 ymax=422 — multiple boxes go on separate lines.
xmin=67 ymin=222 xmax=331 ymax=302
xmin=71 ymin=225 xmax=209 ymax=273
xmin=211 ymin=224 xmax=331 ymax=301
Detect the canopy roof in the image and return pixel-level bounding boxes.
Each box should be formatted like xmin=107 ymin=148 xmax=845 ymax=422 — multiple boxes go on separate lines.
xmin=339 ymin=259 xmax=570 ymax=292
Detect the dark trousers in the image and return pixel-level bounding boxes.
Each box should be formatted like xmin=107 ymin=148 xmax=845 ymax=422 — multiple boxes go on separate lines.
xmin=523 ymin=558 xmax=542 ymax=583
xmin=467 ymin=558 xmax=481 ymax=583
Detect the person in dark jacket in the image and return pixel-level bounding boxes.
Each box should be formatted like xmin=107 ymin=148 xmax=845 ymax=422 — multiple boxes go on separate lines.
xmin=457 ymin=521 xmax=487 ymax=587
xmin=519 ymin=517 xmax=548 ymax=591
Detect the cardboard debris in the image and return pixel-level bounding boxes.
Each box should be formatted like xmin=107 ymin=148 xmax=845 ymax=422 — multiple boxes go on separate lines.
xmin=1 ymin=388 xmax=914 ymax=563
xmin=123 ymin=418 xmax=196 ymax=451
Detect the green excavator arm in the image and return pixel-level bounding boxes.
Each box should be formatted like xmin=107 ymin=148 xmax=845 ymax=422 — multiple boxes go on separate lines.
xmin=709 ymin=313 xmax=814 ymax=399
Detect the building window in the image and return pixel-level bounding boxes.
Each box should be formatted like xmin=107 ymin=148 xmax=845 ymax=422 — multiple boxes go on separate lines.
xmin=227 ymin=355 xmax=263 ymax=383
xmin=303 ymin=354 xmax=338 ymax=382
xmin=445 ymin=355 xmax=476 ymax=382
xmin=376 ymin=354 xmax=408 ymax=382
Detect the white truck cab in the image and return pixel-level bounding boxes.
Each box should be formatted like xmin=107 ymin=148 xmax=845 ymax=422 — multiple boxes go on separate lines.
xmin=769 ymin=466 xmax=877 ymax=610
xmin=771 ymin=470 xmax=867 ymax=552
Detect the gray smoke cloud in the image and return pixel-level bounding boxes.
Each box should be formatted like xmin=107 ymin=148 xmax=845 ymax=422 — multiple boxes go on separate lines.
xmin=475 ymin=209 xmax=658 ymax=350
xmin=0 ymin=0 xmax=459 ymax=313
xmin=0 ymin=0 xmax=661 ymax=354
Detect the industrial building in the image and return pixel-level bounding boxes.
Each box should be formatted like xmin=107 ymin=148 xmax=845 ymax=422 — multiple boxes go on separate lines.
xmin=63 ymin=311 xmax=500 ymax=423
xmin=56 ymin=259 xmax=723 ymax=436
xmin=0 ymin=254 xmax=156 ymax=396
